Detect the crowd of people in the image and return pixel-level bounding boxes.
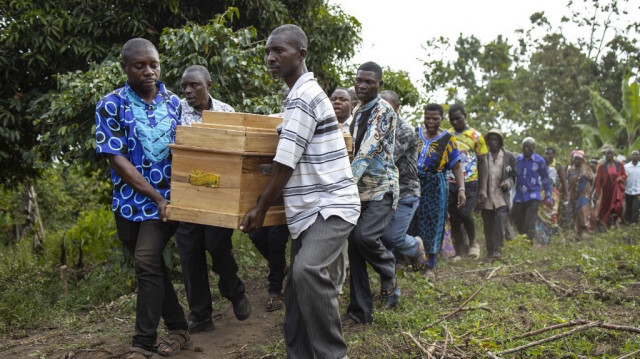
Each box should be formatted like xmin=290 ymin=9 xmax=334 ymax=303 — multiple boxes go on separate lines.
xmin=95 ymin=24 xmax=640 ymax=359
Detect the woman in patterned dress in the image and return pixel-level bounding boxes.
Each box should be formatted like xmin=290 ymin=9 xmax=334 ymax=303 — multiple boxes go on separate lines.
xmin=566 ymin=150 xmax=594 ymax=240
xmin=408 ymin=104 xmax=466 ymax=278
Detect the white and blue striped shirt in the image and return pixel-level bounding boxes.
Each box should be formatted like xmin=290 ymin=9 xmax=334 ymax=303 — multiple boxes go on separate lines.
xmin=273 ymin=72 xmax=361 ymax=239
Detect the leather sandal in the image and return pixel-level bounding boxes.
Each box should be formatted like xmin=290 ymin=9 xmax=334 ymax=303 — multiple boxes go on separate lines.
xmin=125 ymin=347 xmax=154 ymax=359
xmin=380 ymin=274 xmax=397 ymax=297
xmin=266 ymin=293 xmax=283 ymax=312
xmin=157 ymin=329 xmax=193 ymax=357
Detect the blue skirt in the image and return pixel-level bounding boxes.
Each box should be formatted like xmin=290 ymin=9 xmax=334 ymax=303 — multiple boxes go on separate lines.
xmin=408 ymin=170 xmax=449 ymax=254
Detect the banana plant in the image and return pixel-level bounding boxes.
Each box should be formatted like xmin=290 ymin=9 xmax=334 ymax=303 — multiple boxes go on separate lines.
xmin=578 ymin=68 xmax=640 ymax=155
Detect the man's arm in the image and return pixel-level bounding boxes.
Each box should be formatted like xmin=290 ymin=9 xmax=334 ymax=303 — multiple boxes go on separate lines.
xmin=240 ymin=162 xmax=294 ymax=233
xmin=107 ymin=154 xmax=170 ymax=221
xmin=539 ymin=158 xmax=553 ymax=204
xmin=477 ymin=153 xmax=488 ymax=203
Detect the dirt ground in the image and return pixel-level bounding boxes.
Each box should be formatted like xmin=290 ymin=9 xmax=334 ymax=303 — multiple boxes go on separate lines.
xmin=1 ymin=289 xmax=284 ymax=359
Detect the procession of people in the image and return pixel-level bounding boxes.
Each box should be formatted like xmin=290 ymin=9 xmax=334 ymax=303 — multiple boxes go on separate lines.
xmin=95 ymin=26 xmax=639 ymax=359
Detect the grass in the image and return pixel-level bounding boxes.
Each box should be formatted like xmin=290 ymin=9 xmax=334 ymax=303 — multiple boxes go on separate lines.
xmin=1 ymin=224 xmax=639 ymax=358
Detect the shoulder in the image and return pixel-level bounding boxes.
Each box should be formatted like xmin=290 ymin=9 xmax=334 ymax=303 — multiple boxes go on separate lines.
xmin=210 ymin=97 xmax=235 ymax=112
xmin=159 ymin=85 xmax=181 ymax=109
xmin=98 ymin=87 xmax=126 ymax=104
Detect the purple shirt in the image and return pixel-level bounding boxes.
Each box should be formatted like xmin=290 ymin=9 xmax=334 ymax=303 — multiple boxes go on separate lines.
xmin=514 ymin=152 xmax=552 ymax=203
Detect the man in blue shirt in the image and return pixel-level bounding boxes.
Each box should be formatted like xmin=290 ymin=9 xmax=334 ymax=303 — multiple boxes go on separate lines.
xmin=512 ymin=137 xmax=553 ymax=242
xmin=95 ymin=38 xmax=190 ymax=358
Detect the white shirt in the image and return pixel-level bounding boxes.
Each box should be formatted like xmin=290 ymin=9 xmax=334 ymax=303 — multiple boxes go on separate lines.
xmin=273 ymin=72 xmax=361 ymax=239
xmin=180 ymin=96 xmax=234 ymax=127
xmin=625 ymin=161 xmax=640 ymax=195
xmin=341 ymin=116 xmax=353 ymax=134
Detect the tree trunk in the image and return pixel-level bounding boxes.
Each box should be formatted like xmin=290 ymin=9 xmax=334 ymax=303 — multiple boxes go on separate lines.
xmin=26 ymin=184 xmax=45 ymax=253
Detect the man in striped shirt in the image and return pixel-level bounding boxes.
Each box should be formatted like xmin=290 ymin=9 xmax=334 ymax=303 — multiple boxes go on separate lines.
xmin=240 ymin=24 xmax=360 ymax=359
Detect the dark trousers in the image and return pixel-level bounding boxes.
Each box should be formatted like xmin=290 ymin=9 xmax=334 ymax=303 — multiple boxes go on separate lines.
xmin=449 ymin=180 xmax=478 ymax=254
xmin=624 ymin=194 xmax=640 ymax=224
xmin=249 ymin=225 xmax=289 ymax=295
xmin=482 ymin=206 xmax=509 ymax=256
xmin=511 ymin=200 xmax=540 ymax=241
xmin=175 ymin=222 xmax=245 ymax=323
xmin=284 ymin=216 xmax=352 ymax=359
xmin=114 ymin=215 xmax=187 ymax=351
xmin=347 ymin=193 xmax=396 ymax=324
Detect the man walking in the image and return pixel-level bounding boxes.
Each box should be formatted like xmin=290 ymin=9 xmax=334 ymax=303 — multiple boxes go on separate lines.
xmin=175 ymin=65 xmax=251 ymax=334
xmin=624 ymin=150 xmax=640 ymax=224
xmin=240 ymin=24 xmax=360 ymax=359
xmin=482 ymin=129 xmax=516 ymax=258
xmin=512 ymin=137 xmax=553 ymax=242
xmin=447 ymin=104 xmax=488 ymax=259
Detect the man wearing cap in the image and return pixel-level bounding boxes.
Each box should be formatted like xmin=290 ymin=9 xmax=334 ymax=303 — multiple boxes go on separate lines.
xmin=512 ymin=137 xmax=552 ymax=242
xmin=482 ymin=129 xmax=516 ymax=258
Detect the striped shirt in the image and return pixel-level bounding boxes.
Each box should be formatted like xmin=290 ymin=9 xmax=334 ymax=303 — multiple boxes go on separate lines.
xmin=273 ymin=72 xmax=361 ymax=239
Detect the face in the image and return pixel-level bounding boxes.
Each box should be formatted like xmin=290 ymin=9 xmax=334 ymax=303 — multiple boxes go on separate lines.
xmin=605 ymin=149 xmax=615 ymax=162
xmin=632 ymin=151 xmax=640 ymax=163
xmin=487 ymin=134 xmax=501 ymax=152
xmin=265 ymin=34 xmax=304 ymax=82
xmin=544 ymin=149 xmax=555 ymax=160
xmin=573 ymin=156 xmax=583 ymax=167
xmin=354 ymin=70 xmax=381 ymax=103
xmin=181 ymin=71 xmax=211 ymax=112
xmin=423 ymin=110 xmax=442 ymax=133
xmin=523 ymin=142 xmax=535 ymax=157
xmin=121 ymin=47 xmax=161 ymax=96
xmin=330 ymin=89 xmax=352 ymax=122
xmin=449 ymin=110 xmax=466 ymax=132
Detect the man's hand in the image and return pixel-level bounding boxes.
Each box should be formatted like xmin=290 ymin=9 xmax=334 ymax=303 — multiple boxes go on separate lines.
xmin=544 ymin=196 xmax=554 ymax=207
xmin=457 ymin=191 xmax=466 ymax=208
xmin=240 ymin=206 xmax=267 ymax=233
xmin=477 ymin=189 xmax=487 ymax=204
xmin=157 ymin=199 xmax=170 ymax=222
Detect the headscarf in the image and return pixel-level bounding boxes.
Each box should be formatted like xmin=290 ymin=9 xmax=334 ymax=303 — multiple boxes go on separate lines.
xmin=570 ymin=150 xmax=585 ymax=160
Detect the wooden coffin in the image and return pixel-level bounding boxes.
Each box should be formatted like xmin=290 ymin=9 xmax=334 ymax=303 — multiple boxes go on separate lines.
xmin=167 ymin=111 xmax=352 ymax=229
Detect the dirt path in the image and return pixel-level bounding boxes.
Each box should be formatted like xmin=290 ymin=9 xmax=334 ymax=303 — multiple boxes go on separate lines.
xmin=1 ymin=289 xmax=284 ymax=359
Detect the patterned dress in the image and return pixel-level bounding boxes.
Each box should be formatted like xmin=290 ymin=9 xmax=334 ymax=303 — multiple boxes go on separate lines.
xmin=408 ymin=129 xmax=460 ymax=259
xmin=567 ymin=164 xmax=594 ymax=234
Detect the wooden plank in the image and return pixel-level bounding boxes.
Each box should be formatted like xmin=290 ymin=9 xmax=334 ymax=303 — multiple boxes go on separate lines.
xmin=166 ymin=204 xmax=286 ymax=228
xmin=201 ymin=111 xmax=282 ymax=130
xmin=175 ymin=125 xmax=246 ymax=150
xmin=171 ymin=150 xmax=242 ymax=188
xmin=169 ymin=181 xmax=241 ymax=213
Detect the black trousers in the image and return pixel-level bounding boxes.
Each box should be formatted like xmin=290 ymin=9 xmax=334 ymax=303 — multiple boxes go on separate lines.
xmin=249 ymin=225 xmax=289 ymax=295
xmin=347 ymin=193 xmax=396 ymax=324
xmin=511 ymin=200 xmax=540 ymax=241
xmin=449 ymin=180 xmax=478 ymax=254
xmin=624 ymin=194 xmax=640 ymax=224
xmin=175 ymin=222 xmax=245 ymax=322
xmin=482 ymin=206 xmax=509 ymax=256
xmin=114 ymin=215 xmax=187 ymax=351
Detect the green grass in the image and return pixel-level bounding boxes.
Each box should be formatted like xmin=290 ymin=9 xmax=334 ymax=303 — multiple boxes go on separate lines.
xmin=1 ymin=222 xmax=639 ymax=358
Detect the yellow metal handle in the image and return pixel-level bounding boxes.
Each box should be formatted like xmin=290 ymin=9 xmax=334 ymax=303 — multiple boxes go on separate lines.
xmin=189 ymin=170 xmax=220 ymax=188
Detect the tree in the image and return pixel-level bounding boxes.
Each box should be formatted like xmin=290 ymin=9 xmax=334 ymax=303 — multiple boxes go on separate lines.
xmin=579 ymin=68 xmax=640 ymax=154
xmin=0 ymin=0 xmax=362 ymax=186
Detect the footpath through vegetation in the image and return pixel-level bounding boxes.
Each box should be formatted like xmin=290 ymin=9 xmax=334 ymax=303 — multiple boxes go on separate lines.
xmin=0 ymin=226 xmax=639 ymax=358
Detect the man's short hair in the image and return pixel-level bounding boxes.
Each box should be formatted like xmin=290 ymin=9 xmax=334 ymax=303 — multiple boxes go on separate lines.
xmin=424 ymin=103 xmax=444 ymax=117
xmin=448 ymin=103 xmax=466 ymax=117
xmin=121 ymin=38 xmax=157 ymax=63
xmin=380 ymin=90 xmax=400 ymax=106
xmin=522 ymin=137 xmax=536 ymax=146
xmin=332 ymin=87 xmax=350 ymax=95
xmin=270 ymin=24 xmax=308 ymax=49
xmin=545 ymin=146 xmax=556 ymax=154
xmin=183 ymin=65 xmax=212 ymax=82
xmin=358 ymin=61 xmax=383 ymax=80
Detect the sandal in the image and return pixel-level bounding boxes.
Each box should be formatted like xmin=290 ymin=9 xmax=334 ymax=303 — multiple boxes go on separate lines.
xmin=266 ymin=293 xmax=284 ymax=312
xmin=157 ymin=329 xmax=193 ymax=357
xmin=380 ymin=274 xmax=397 ymax=297
xmin=412 ymin=236 xmax=427 ymax=271
xmin=125 ymin=347 xmax=154 ymax=359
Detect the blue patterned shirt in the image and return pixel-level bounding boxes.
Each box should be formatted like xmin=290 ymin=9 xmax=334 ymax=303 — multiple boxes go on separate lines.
xmin=514 ymin=152 xmax=552 ymax=203
xmin=95 ymin=82 xmax=181 ymax=221
xmin=351 ymin=96 xmax=399 ymax=207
